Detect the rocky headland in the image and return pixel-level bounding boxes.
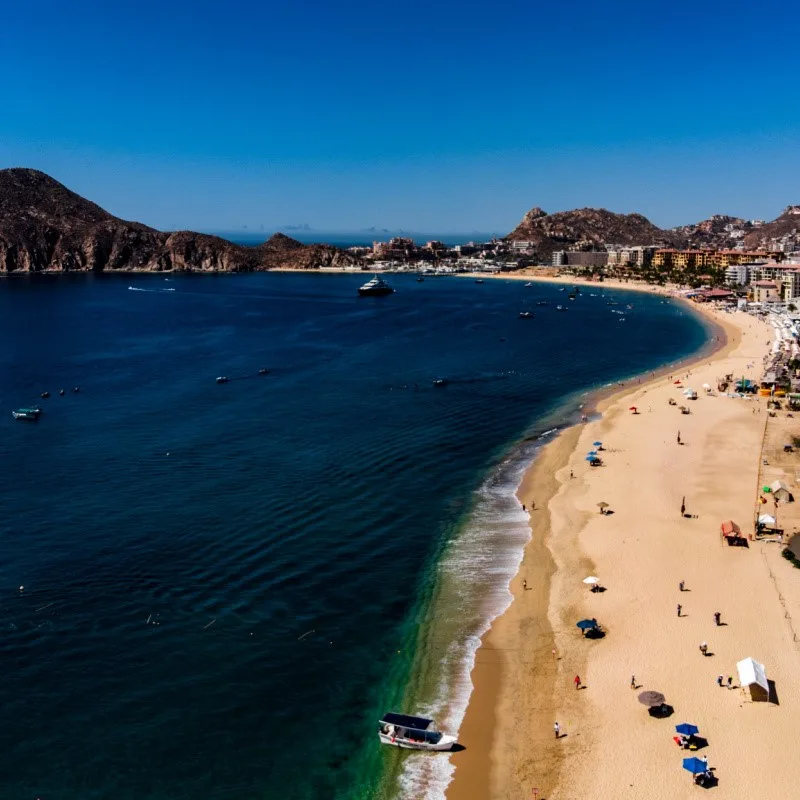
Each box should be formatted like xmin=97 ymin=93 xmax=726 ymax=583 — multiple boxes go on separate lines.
xmin=0 ymin=168 xmax=360 ymax=273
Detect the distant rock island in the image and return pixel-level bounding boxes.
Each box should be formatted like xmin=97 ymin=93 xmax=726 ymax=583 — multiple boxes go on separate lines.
xmin=0 ymin=169 xmax=360 ymax=273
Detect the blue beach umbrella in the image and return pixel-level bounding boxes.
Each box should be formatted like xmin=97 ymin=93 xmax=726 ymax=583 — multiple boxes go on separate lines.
xmin=593 ymin=441 xmax=603 ymax=447
xmin=585 ymin=455 xmax=595 ymax=461
xmin=588 ymin=451 xmax=598 ymax=456
xmin=675 ymin=723 xmax=699 ymax=736
xmin=682 ymin=757 xmax=706 ymax=775
xmin=576 ymin=619 xmax=597 ymax=630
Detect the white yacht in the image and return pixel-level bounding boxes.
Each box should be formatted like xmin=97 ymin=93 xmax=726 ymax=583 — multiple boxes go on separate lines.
xmin=358 ymin=276 xmax=395 ymax=296
xmin=378 ymin=712 xmax=457 ymax=751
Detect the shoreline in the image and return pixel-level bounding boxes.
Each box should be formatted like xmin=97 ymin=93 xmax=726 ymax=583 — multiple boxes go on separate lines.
xmin=446 ymin=296 xmax=746 ymax=800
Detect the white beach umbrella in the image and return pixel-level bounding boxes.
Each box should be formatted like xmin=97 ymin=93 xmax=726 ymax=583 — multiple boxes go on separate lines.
xmin=583 ymin=576 xmax=600 ymax=585
xmin=702 ymin=383 xmax=711 ymax=390
xmin=758 ymin=514 xmax=776 ymax=526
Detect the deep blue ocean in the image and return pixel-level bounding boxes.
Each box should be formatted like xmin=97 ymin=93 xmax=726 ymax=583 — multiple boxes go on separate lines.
xmin=0 ymin=273 xmax=709 ymax=800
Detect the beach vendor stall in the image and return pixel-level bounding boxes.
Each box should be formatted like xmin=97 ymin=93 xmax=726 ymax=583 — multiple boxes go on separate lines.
xmin=736 ymin=657 xmax=770 ymax=702
xmin=720 ymin=520 xmax=746 ymax=546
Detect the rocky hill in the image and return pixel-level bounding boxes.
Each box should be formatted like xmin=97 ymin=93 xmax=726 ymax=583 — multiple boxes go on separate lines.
xmin=0 ymin=168 xmax=360 ymax=273
xmin=507 ymin=207 xmax=684 ymax=257
xmin=744 ymin=206 xmax=800 ymax=250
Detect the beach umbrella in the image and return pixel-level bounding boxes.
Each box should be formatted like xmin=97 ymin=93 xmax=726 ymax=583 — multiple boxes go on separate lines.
xmin=673 ymin=380 xmax=682 ymax=384
xmin=702 ymin=383 xmax=711 ymax=390
xmin=576 ymin=619 xmax=598 ymax=631
xmin=582 ymin=576 xmax=600 ymax=585
xmin=593 ymin=441 xmax=603 ymax=447
xmin=584 ymin=455 xmax=595 ymax=461
xmin=597 ymin=502 xmax=609 ymax=513
xmin=758 ymin=514 xmax=776 ymax=526
xmin=638 ymin=690 xmax=665 ymax=707
xmin=629 ymin=406 xmax=638 ymax=413
xmin=682 ymin=757 xmax=706 ymax=775
xmin=675 ymin=723 xmax=699 ymax=736
xmin=587 ymin=451 xmax=598 ymax=457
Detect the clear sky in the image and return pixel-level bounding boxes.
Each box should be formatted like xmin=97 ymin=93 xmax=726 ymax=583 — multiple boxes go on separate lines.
xmin=1 ymin=0 xmax=797 ymax=233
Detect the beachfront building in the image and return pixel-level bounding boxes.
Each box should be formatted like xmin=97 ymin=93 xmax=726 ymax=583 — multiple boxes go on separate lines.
xmin=752 ymin=263 xmax=800 ymax=301
xmin=552 ymin=250 xmax=566 ymax=266
xmin=752 ymin=281 xmax=780 ymax=304
xmin=654 ymin=249 xmax=781 ymax=271
xmin=510 ymin=240 xmax=536 ymax=253
xmin=725 ymin=263 xmax=758 ymax=286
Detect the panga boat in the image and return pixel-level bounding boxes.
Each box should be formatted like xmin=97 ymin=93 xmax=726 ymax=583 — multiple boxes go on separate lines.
xmin=433 ymin=377 xmax=448 ymax=387
xmin=474 ymin=279 xmax=485 ymax=284
xmin=216 ymin=376 xmax=229 ymax=384
xmin=518 ymin=311 xmax=534 ymax=318
xmin=12 ymin=407 xmax=41 ymax=421
xmin=378 ymin=712 xmax=456 ymax=751
xmin=358 ymin=276 xmax=395 ymax=296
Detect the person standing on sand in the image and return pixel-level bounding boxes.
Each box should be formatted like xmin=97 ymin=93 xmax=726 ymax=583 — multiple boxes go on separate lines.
xmin=714 ymin=611 xmax=721 ymax=626
xmin=717 ymin=674 xmax=723 ymax=687
xmin=679 ymin=580 xmax=685 ymax=592
xmin=554 ymin=722 xmax=560 ymax=739
xmin=727 ymin=675 xmax=733 ymax=688
xmin=574 ymin=675 xmax=581 ymax=690
xmin=630 ymin=675 xmax=636 ymax=689
xmin=677 ymin=430 xmax=681 ymax=444
xmin=677 ymin=603 xmax=682 ymax=617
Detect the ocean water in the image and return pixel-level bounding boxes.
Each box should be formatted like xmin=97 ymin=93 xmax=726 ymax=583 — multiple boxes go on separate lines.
xmin=0 ymin=274 xmax=710 ymax=800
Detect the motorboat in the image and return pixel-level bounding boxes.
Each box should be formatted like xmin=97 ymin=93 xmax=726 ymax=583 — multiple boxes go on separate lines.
xmin=474 ymin=279 xmax=485 ymax=284
xmin=216 ymin=376 xmax=229 ymax=384
xmin=536 ymin=301 xmax=548 ymax=306
xmin=518 ymin=311 xmax=534 ymax=319
xmin=12 ymin=407 xmax=41 ymax=421
xmin=59 ymin=389 xmax=65 ymax=396
xmin=40 ymin=391 xmax=50 ymax=398
xmin=556 ymin=305 xmax=567 ymax=311
xmin=525 ymin=282 xmax=534 ymax=287
xmin=378 ymin=712 xmax=457 ymax=751
xmin=358 ymin=276 xmax=395 ymax=296
xmin=258 ymin=368 xmax=269 ymax=375
xmin=433 ymin=377 xmax=448 ymax=387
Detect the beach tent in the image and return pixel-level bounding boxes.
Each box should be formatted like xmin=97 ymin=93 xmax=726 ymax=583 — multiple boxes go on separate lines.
xmin=758 ymin=514 xmax=776 ymax=527
xmin=771 ymin=481 xmax=793 ymax=503
xmin=720 ymin=520 xmax=741 ymax=539
xmin=736 ymin=657 xmax=769 ymax=701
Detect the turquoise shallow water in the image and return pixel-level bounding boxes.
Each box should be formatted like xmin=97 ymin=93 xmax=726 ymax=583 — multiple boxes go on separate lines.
xmin=0 ymin=273 xmax=709 ymax=799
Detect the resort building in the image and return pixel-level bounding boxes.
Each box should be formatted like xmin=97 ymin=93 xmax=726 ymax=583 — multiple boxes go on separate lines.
xmin=653 ymin=249 xmax=781 ymax=271
xmin=752 ymin=281 xmax=781 ymax=304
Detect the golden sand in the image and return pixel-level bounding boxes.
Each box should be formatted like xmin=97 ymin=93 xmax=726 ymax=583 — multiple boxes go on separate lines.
xmin=447 ymin=306 xmax=800 ymax=799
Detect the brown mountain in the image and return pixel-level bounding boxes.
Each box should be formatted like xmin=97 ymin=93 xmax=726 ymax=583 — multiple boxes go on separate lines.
xmin=744 ymin=206 xmax=800 ymax=249
xmin=0 ymin=168 xmax=360 ymax=273
xmin=507 ymin=206 xmax=683 ymax=258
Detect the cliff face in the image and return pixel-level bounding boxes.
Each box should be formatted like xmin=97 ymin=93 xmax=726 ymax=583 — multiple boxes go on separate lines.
xmin=507 ymin=206 xmax=683 ymax=257
xmin=0 ymin=168 xmax=360 ymax=273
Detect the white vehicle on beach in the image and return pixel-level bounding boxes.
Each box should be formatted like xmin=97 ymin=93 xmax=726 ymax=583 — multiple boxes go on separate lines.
xmin=378 ymin=712 xmax=457 ymax=751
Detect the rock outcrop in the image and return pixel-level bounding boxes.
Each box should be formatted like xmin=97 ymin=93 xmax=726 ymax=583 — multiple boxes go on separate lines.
xmin=0 ymin=168 xmax=360 ymax=273
xmin=507 ymin=206 xmax=683 ymax=258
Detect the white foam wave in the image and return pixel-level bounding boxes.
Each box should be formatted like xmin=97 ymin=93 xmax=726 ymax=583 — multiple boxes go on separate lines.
xmin=396 ymin=438 xmax=544 ymax=800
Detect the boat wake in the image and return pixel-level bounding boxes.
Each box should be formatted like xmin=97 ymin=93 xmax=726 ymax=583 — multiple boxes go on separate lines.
xmin=395 ymin=432 xmax=553 ymax=800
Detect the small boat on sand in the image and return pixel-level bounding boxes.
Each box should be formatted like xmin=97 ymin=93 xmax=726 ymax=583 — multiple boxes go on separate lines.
xmin=378 ymin=712 xmax=457 ymax=751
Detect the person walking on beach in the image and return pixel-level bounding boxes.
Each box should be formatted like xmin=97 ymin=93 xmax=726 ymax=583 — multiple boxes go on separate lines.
xmin=714 ymin=611 xmax=721 ymax=626
xmin=522 ymin=579 xmax=527 ymax=590
xmin=630 ymin=675 xmax=636 ymax=689
xmin=679 ymin=580 xmax=685 ymax=592
xmin=677 ymin=603 xmax=682 ymax=617
xmin=574 ymin=675 xmax=581 ymax=690
xmin=554 ymin=721 xmax=560 ymax=739
xmin=680 ymin=496 xmax=686 ymax=516
xmin=677 ymin=430 xmax=681 ymax=445
xmin=570 ymin=469 xmax=574 ymax=479
xmin=727 ymin=675 xmax=733 ymax=688
xmin=717 ymin=674 xmax=723 ymax=687
xmin=700 ymin=642 xmax=708 ymax=656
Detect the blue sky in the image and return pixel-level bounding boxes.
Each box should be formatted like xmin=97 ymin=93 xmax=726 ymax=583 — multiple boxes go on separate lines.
xmin=1 ymin=0 xmax=797 ymax=233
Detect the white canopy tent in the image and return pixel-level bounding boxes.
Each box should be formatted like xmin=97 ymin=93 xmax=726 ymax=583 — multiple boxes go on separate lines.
xmin=736 ymin=657 xmax=769 ymax=701
xmin=771 ymin=480 xmax=792 ymax=503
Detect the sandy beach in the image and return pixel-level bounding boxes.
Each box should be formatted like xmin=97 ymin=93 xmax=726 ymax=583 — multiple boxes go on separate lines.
xmin=447 ymin=303 xmax=800 ymax=799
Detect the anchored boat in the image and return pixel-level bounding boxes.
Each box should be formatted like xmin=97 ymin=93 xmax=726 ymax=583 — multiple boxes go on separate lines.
xmin=378 ymin=712 xmax=457 ymax=751
xmin=358 ymin=276 xmax=395 ymax=296
xmin=12 ymin=407 xmax=41 ymax=421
